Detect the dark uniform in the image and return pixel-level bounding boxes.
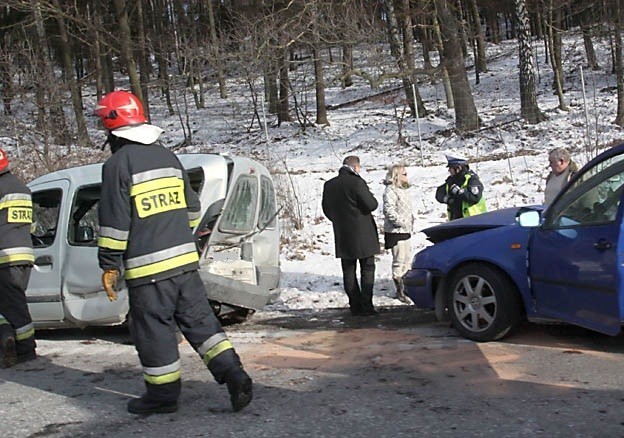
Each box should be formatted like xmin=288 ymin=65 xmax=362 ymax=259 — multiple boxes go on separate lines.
xmin=98 ymin=141 xmax=250 ymax=412
xmin=0 ymin=166 xmax=36 ymax=368
xmin=435 ymin=159 xmax=486 ymax=221
xmin=95 ymin=90 xmax=250 ymax=414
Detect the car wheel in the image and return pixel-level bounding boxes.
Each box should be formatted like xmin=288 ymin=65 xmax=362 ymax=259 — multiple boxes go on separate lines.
xmin=447 ymin=263 xmax=521 ymax=342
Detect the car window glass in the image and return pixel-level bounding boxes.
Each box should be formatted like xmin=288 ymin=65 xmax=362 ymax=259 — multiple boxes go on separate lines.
xmin=545 ymin=161 xmax=624 ymax=228
xmin=69 ymin=185 xmax=100 ymax=246
xmin=31 ymin=189 xmax=62 ymax=248
xmin=567 ymin=153 xmax=624 ymax=192
xmin=218 ymin=175 xmax=257 ymax=233
xmin=186 ymin=167 xmax=204 ymax=194
xmin=259 ymin=176 xmax=276 ymax=229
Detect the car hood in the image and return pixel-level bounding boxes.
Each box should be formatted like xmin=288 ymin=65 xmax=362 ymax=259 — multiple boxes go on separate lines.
xmin=422 ymin=206 xmax=543 ymax=243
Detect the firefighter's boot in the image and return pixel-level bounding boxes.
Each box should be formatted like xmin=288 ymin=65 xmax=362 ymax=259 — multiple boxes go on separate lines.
xmin=127 ymin=380 xmax=180 ymax=415
xmin=0 ymin=325 xmax=16 ymax=369
xmin=127 ymin=395 xmax=178 ymax=415
xmin=225 ymin=366 xmax=253 ymax=412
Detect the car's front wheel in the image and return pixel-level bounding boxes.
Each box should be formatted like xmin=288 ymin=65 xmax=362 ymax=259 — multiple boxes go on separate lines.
xmin=447 ymin=263 xmax=522 ymax=342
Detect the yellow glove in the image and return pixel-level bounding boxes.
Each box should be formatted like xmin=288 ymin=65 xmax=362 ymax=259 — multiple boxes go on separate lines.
xmin=101 ymin=269 xmax=120 ymax=302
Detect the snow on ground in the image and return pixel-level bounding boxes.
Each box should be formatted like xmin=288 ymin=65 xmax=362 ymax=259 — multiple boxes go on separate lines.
xmin=27 ymin=29 xmax=624 ymax=314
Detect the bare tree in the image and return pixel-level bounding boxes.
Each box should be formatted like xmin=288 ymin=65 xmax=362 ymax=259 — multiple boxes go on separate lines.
xmin=514 ymin=0 xmax=547 ymax=124
xmin=113 ymin=0 xmax=143 ymax=103
xmin=613 ymin=0 xmax=624 ymax=126
xmin=51 ymin=0 xmax=91 ymax=146
xmin=435 ymin=0 xmax=480 ymax=131
xmin=385 ymin=0 xmax=426 ymax=118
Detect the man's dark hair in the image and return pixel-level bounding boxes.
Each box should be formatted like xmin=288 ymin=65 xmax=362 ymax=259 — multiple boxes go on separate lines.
xmin=343 ymin=155 xmax=360 ymax=167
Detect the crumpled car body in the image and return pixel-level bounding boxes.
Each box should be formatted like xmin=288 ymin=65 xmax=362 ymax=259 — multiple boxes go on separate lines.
xmin=405 ymin=143 xmax=624 ymax=341
xmin=27 ymin=153 xmax=280 ymax=328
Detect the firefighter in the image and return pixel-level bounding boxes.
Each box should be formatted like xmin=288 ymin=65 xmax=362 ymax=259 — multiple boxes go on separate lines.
xmin=94 ymin=90 xmax=252 ymax=415
xmin=0 ymin=147 xmax=36 ymax=368
xmin=435 ymin=155 xmax=487 ymax=221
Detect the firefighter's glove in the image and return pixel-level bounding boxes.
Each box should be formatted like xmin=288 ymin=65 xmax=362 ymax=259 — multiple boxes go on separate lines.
xmin=101 ymin=269 xmax=120 ymax=302
xmin=449 ymin=184 xmax=465 ymax=197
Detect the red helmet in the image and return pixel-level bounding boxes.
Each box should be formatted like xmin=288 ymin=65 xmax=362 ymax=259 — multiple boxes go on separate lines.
xmin=0 ymin=148 xmax=8 ymax=172
xmin=94 ymin=90 xmax=147 ymax=131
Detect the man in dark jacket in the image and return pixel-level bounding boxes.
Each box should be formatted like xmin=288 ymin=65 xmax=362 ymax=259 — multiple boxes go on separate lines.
xmin=435 ymin=155 xmax=486 ymax=221
xmin=0 ymin=147 xmax=36 ymax=368
xmin=322 ymin=156 xmax=379 ymax=316
xmin=95 ymin=90 xmax=251 ymax=415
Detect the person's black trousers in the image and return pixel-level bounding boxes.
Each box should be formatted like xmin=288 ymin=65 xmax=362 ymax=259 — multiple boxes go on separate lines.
xmin=340 ymin=256 xmax=375 ymax=314
xmin=0 ymin=266 xmax=36 ymax=356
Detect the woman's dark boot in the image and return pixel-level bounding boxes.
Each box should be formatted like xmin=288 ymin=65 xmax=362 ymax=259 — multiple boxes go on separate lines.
xmin=393 ymin=277 xmax=409 ymax=303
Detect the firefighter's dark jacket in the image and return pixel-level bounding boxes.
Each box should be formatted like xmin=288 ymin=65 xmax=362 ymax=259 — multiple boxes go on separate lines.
xmin=0 ymin=170 xmax=34 ymax=268
xmin=97 ymin=142 xmax=202 ymax=287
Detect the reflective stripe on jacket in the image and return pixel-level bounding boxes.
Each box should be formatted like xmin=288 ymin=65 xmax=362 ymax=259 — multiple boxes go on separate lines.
xmin=97 ymin=143 xmax=201 ymax=287
xmin=0 ymin=172 xmax=34 ymax=268
xmin=445 ymin=173 xmax=487 ymax=219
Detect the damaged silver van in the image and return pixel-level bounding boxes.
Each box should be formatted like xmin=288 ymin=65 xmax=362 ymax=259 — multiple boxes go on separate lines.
xmin=27 ymin=153 xmax=280 ymax=328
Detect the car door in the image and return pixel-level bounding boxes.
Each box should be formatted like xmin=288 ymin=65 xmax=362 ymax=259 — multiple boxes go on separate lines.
xmin=61 ymin=183 xmax=128 ymax=325
xmin=28 ymin=181 xmax=68 ymax=323
xmin=529 ymin=155 xmax=624 ymax=334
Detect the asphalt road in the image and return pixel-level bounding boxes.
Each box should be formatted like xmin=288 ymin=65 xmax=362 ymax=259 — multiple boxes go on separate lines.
xmin=2 ymin=306 xmax=624 ymax=437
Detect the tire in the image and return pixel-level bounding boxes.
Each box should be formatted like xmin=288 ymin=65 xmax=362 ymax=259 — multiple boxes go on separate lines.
xmin=447 ymin=263 xmax=521 ymax=342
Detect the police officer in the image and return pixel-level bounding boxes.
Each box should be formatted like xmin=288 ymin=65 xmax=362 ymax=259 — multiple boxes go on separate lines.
xmin=0 ymin=148 xmax=36 ymax=368
xmin=435 ymin=155 xmax=486 ymax=221
xmin=94 ymin=90 xmax=252 ymax=415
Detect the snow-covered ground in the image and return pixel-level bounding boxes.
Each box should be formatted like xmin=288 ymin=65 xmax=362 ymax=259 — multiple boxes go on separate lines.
xmin=19 ymin=29 xmax=624 ymax=314
xmin=164 ymin=31 xmax=622 ymax=314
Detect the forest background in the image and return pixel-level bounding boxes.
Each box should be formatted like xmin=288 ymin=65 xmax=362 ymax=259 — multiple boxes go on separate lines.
xmin=1 ymin=0 xmax=624 ymax=309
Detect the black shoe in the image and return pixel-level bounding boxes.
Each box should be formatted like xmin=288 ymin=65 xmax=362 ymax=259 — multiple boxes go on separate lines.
xmin=127 ymin=395 xmax=178 ymax=415
xmin=0 ymin=332 xmax=17 ymax=369
xmin=226 ymin=367 xmax=253 ymax=412
xmin=17 ymin=350 xmax=37 ymax=364
xmin=358 ymin=309 xmax=378 ymax=316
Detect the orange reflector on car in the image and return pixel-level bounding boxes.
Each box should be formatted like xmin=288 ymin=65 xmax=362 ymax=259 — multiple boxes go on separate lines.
xmin=510 ymin=243 xmax=522 ymax=249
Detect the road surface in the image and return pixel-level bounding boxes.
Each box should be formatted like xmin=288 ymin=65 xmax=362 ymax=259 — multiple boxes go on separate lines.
xmin=2 ymin=306 xmax=624 ymax=437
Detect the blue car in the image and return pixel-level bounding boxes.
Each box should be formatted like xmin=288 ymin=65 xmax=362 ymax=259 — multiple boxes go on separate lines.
xmin=404 ymin=143 xmax=624 ymax=342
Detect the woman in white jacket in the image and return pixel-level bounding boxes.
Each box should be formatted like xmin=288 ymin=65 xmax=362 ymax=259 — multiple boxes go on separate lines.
xmin=383 ymin=164 xmax=414 ymax=303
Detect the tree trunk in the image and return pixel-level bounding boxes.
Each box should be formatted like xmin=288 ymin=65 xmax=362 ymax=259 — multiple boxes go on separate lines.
xmin=614 ymin=0 xmax=624 ymax=126
xmin=579 ymin=8 xmax=600 ymax=70
xmin=434 ymin=13 xmax=454 ymax=109
xmin=401 ymin=0 xmax=427 ymax=117
xmin=485 ymin=9 xmax=500 ymax=44
xmin=278 ymin=50 xmax=291 ymax=125
xmin=32 ymin=0 xmax=69 ymax=146
xmin=207 ymin=0 xmax=227 ymax=99
xmin=435 ymin=0 xmax=479 ymax=131
xmin=514 ymin=0 xmax=547 ymax=124
xmin=113 ymin=0 xmax=143 ymax=103
xmin=135 ymin=0 xmax=151 ymax=120
xmin=467 ymin=0 xmax=487 ymax=72
xmin=386 ymin=0 xmax=425 ymax=118
xmin=547 ymin=1 xmax=567 ymax=111
xmin=151 ymin=0 xmax=174 ymax=115
xmin=342 ymin=44 xmax=353 ymax=88
xmin=52 ymin=0 xmax=90 ymax=146
xmin=313 ymin=46 xmax=328 ymax=125
xmin=264 ymin=56 xmax=279 ymax=115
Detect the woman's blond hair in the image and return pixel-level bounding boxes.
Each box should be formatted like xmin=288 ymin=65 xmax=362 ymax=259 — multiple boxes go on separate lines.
xmin=385 ymin=163 xmax=407 ymax=187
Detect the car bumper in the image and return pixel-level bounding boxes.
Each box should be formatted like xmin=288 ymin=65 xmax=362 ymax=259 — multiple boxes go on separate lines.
xmin=403 ymin=268 xmax=434 ymax=309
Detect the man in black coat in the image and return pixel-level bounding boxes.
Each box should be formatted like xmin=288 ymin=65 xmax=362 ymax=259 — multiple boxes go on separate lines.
xmin=322 ymin=156 xmax=380 ymax=316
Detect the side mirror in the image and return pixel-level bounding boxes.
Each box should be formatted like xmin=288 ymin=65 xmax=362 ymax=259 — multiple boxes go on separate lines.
xmin=517 ymin=210 xmax=540 ymax=228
